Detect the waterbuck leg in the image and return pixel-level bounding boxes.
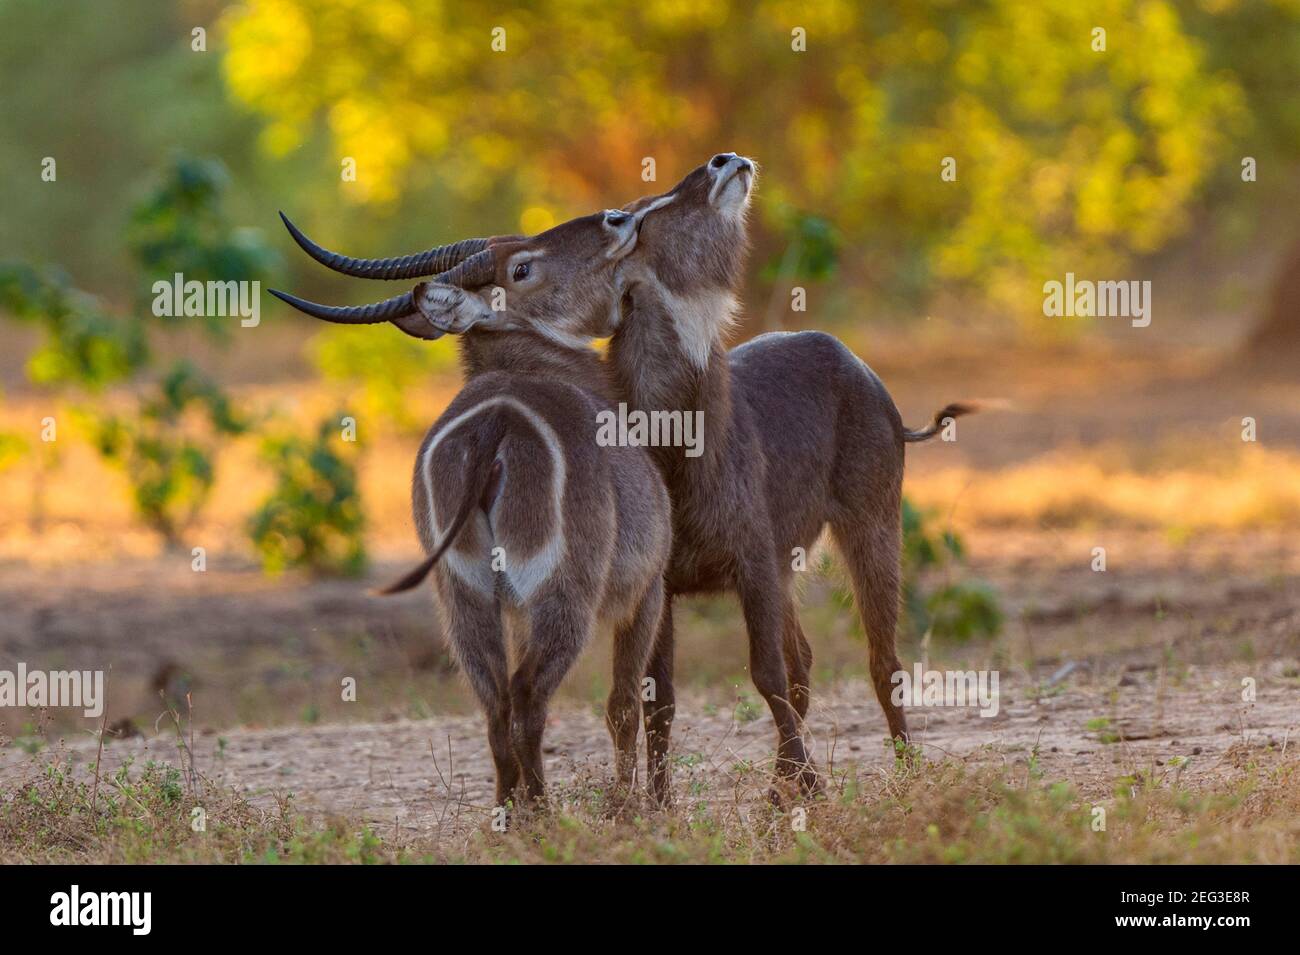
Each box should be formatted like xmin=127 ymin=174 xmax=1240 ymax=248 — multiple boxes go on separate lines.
xmin=831 ymin=516 xmax=909 ymax=745
xmin=438 ymin=580 xmax=517 ymax=807
xmin=642 ymin=594 xmax=676 ymax=807
xmin=781 ymin=598 xmax=814 ymax=722
xmin=737 ymin=558 xmax=820 ymax=797
xmin=510 ymin=595 xmax=595 ymax=807
xmin=607 ymin=577 xmax=663 ymax=813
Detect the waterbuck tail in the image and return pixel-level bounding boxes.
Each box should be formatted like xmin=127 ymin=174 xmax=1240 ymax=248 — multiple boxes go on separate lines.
xmin=902 ymin=402 xmax=979 ymax=443
xmin=372 ymin=425 xmax=507 ymax=596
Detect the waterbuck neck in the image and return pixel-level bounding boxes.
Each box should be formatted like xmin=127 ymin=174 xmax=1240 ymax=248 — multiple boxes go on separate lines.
xmin=608 ymin=284 xmax=735 ymax=480
xmin=458 ymin=328 xmax=614 ymax=401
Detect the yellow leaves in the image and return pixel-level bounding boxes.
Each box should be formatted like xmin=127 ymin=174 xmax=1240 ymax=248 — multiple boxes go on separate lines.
xmin=1030 ymin=162 xmax=1070 ymax=220
xmin=329 ymin=99 xmax=410 ymax=204
xmin=261 ymin=120 xmax=304 ymax=157
xmin=1076 ymin=170 xmax=1120 ymax=237
xmin=954 ymin=50 xmax=988 ymax=86
xmin=217 ymin=0 xmax=1251 ymax=319
xmin=759 ymin=0 xmax=855 ymax=36
xmin=220 ymin=0 xmax=313 ymax=107
xmin=643 ymin=0 xmax=730 ymax=31
xmin=370 ymin=0 xmax=415 ymax=44
xmin=914 ymin=29 xmax=950 ymax=64
xmin=520 ymin=207 xmax=555 ymax=235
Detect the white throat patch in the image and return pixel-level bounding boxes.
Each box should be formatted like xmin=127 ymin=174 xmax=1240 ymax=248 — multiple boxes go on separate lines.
xmin=641 ymin=275 xmax=738 ymax=370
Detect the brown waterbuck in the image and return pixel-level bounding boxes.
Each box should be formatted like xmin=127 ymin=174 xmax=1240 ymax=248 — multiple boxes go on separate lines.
xmin=609 ymin=154 xmax=971 ymax=800
xmin=404 ymin=156 xmax=973 ymax=805
xmin=268 ymin=206 xmax=675 ymax=811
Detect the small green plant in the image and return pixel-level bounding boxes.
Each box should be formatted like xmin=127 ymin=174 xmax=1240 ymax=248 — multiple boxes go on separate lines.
xmin=732 ymin=693 xmax=762 ymax=723
xmin=127 ymin=155 xmax=279 ymax=337
xmin=1086 ymin=716 xmax=1121 ymax=744
xmin=888 ymin=735 xmax=923 ymax=770
xmin=0 ymin=261 xmax=148 ymax=389
xmin=90 ymin=362 xmax=249 ymax=544
xmin=761 ymin=208 xmax=841 ymax=282
xmin=901 ymin=498 xmax=1002 ymax=642
xmin=0 ymin=425 xmax=27 ymax=474
xmin=1 ymin=155 xmax=275 ymax=543
xmin=248 ymin=415 xmax=367 ymax=576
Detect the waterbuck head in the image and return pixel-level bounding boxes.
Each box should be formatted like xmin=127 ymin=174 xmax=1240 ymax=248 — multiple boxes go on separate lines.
xmin=405 ymin=154 xmax=756 ymax=350
xmin=269 ymin=199 xmax=670 ymax=347
xmin=621 ymin=152 xmax=757 ymax=300
xmin=409 ymin=201 xmax=670 ymax=348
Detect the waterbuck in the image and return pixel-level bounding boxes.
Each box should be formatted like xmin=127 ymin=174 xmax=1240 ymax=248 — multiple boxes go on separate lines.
xmin=269 ymin=208 xmax=674 ymax=811
xmin=608 ymin=154 xmax=971 ymax=799
xmin=404 ymin=157 xmax=973 ymax=805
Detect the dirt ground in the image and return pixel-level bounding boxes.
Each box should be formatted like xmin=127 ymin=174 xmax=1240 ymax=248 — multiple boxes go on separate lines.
xmin=1 ymin=528 xmax=1295 ymax=844
xmin=2 ymin=661 xmax=1294 ymax=841
xmin=1 ymin=343 xmax=1297 ymax=847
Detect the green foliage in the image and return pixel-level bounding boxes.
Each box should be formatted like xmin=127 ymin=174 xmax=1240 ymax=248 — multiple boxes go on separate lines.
xmin=311 ymin=325 xmax=459 ymax=432
xmin=90 ymin=362 xmax=249 ymax=544
xmin=0 ymin=262 xmax=148 ymax=389
xmin=127 ymin=155 xmax=280 ymax=336
xmin=901 ymin=498 xmax=1002 ymax=642
xmin=0 ymin=384 xmax=29 ymax=474
xmin=0 ymin=152 xmax=282 ymax=545
xmin=923 ymin=582 xmax=1004 ymax=643
xmin=248 ymin=416 xmax=367 ymax=577
xmin=220 ymin=0 xmax=1278 ymax=315
xmin=761 ymin=210 xmax=841 ymax=282
xmin=0 ymin=429 xmax=26 ymax=473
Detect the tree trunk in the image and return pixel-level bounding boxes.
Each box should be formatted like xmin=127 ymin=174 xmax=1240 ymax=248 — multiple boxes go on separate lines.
xmin=1245 ymin=235 xmax=1300 ymax=364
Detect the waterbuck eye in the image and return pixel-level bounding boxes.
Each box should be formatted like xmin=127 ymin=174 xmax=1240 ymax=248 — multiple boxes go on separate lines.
xmin=606 ymin=212 xmax=629 ymax=226
xmin=710 ymin=154 xmax=729 ymax=168
xmin=512 ymin=262 xmax=530 ymax=282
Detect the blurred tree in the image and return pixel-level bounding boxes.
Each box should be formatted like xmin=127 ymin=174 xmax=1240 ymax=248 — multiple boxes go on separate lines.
xmin=901 ymin=499 xmax=1001 ymax=642
xmin=248 ymin=415 xmax=367 ymax=576
xmin=127 ymin=155 xmax=281 ymax=337
xmin=1 ymin=155 xmax=277 ymax=546
xmin=0 ymin=0 xmax=286 ymax=297
xmin=0 ymin=262 xmax=148 ymax=388
xmin=89 ymin=362 xmax=250 ymax=544
xmin=221 ymin=0 xmax=1261 ymax=316
xmin=1178 ymin=1 xmax=1300 ymax=362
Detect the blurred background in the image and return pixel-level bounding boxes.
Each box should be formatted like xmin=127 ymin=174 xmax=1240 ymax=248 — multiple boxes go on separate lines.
xmin=0 ymin=0 xmax=1297 ymax=742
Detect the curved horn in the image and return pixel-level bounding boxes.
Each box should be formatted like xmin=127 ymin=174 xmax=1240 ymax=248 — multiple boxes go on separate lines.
xmin=433 ymin=248 xmax=497 ymax=289
xmin=279 ymin=211 xmax=489 ymax=279
xmin=268 ymin=287 xmax=415 ymax=324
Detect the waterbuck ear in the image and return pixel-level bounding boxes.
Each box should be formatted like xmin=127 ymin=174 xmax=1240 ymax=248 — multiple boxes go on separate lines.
xmin=635 ymin=193 xmax=677 ymax=220
xmin=602 ymin=209 xmax=639 ymax=260
xmin=411 ymin=280 xmax=496 ymax=335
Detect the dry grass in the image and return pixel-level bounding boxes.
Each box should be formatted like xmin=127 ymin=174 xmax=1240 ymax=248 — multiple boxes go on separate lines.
xmin=908 ymin=443 xmax=1300 ymax=532
xmin=4 ymin=747 xmax=1295 ymax=864
xmin=4 ymin=376 xmax=1300 ymax=568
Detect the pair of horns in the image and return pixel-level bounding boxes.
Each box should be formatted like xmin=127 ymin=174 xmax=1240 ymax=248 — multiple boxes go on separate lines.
xmin=269 ymin=213 xmax=496 ymax=324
